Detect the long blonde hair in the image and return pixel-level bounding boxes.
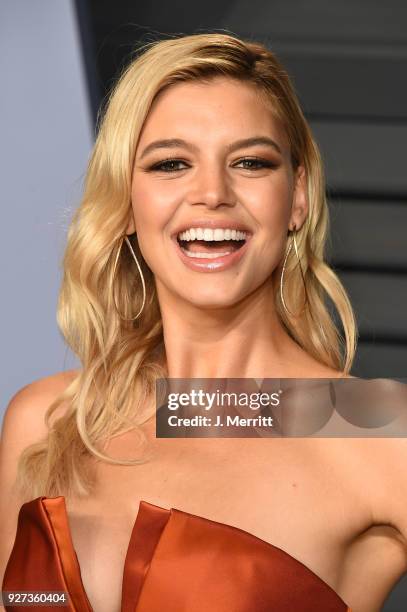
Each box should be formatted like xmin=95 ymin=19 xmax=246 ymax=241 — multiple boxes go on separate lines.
xmin=17 ymin=33 xmax=357 ymax=499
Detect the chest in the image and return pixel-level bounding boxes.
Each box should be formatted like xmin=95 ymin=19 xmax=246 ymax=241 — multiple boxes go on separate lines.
xmin=65 ymin=437 xmax=370 ymax=612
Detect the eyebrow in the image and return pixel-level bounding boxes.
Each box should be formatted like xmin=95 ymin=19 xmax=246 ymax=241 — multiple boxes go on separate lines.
xmin=138 ymin=136 xmax=283 ymax=159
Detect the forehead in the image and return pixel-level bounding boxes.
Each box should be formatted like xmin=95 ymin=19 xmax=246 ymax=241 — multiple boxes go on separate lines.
xmin=138 ymin=77 xmax=288 ymax=148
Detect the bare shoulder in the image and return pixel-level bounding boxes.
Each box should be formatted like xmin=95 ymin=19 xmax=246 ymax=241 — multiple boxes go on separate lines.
xmin=368 ymin=434 xmax=407 ymax=550
xmin=295 ymin=350 xmax=354 ymax=379
xmin=0 ymin=369 xmax=80 ymax=590
xmin=1 ymin=368 xmax=80 ymax=446
xmin=328 ymin=378 xmax=407 ymax=549
xmin=0 ymin=368 xmax=80 ymax=498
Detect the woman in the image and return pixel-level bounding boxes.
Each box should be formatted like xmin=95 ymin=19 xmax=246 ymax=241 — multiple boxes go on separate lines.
xmin=1 ymin=33 xmax=407 ymax=612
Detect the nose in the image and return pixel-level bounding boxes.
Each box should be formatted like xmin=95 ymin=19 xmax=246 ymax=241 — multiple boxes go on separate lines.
xmin=185 ymin=162 xmax=236 ymax=209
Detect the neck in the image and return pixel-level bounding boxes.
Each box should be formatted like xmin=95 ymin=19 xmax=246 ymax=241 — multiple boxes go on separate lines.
xmin=157 ymin=278 xmax=311 ymax=379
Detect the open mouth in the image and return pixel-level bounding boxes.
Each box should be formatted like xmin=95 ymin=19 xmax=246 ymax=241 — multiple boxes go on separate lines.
xmin=175 ymin=228 xmax=250 ymax=259
xmin=177 ymin=237 xmax=247 ymax=258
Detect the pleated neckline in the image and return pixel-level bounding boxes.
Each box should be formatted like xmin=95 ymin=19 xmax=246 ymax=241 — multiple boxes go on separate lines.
xmin=39 ymin=496 xmax=351 ymax=612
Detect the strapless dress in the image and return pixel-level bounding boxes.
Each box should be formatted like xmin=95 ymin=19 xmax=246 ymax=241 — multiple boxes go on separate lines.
xmin=2 ymin=496 xmax=351 ymax=611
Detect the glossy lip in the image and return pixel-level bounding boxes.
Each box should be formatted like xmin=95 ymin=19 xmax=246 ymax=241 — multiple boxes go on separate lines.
xmin=172 ymin=233 xmax=252 ymax=272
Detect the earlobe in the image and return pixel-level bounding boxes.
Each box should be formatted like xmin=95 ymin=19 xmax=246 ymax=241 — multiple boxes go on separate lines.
xmin=290 ymin=165 xmax=308 ymax=231
xmin=126 ymin=213 xmax=136 ymax=236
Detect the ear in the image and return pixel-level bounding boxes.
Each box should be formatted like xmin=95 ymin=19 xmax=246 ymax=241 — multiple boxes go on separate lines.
xmin=125 ymin=210 xmax=136 ymax=235
xmin=289 ymin=165 xmax=308 ymax=232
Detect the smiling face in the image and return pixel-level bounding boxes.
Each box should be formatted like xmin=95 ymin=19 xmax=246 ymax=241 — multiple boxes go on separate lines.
xmin=128 ymin=76 xmax=308 ymax=309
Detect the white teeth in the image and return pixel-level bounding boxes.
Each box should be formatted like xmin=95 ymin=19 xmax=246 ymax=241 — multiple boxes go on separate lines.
xmin=180 ymin=247 xmax=232 ymax=259
xmin=177 ymin=228 xmax=248 ymax=241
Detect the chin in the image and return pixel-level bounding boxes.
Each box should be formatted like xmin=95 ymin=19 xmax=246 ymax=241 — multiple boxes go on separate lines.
xmin=181 ymin=289 xmax=247 ymax=310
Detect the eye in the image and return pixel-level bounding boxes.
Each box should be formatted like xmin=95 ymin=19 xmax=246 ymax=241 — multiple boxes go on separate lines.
xmin=149 ymin=158 xmax=189 ymax=172
xmin=233 ymin=157 xmax=278 ymax=170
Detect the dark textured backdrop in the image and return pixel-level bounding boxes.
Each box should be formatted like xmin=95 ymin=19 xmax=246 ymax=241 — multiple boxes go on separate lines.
xmin=73 ymin=2 xmax=407 ymax=608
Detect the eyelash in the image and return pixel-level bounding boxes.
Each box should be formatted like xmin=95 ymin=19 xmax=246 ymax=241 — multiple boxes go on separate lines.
xmin=148 ymin=157 xmax=278 ymax=173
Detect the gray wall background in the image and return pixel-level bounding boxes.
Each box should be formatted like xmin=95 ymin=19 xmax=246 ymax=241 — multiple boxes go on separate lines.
xmin=0 ymin=0 xmax=92 ymax=414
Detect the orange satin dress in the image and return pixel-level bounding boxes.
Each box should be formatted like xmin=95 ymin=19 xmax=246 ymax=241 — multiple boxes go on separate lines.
xmin=3 ymin=496 xmax=352 ymax=611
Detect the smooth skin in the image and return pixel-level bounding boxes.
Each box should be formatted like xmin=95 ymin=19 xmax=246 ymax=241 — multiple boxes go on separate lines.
xmin=129 ymin=77 xmax=312 ymax=379
xmin=1 ymin=77 xmax=407 ymax=612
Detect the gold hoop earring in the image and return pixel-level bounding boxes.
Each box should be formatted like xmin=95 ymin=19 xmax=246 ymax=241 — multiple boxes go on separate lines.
xmin=112 ymin=235 xmax=146 ymax=321
xmin=280 ymin=224 xmax=308 ymax=318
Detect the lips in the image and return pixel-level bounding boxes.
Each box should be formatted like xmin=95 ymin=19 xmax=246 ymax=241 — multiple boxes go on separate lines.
xmin=172 ymin=232 xmax=252 ymax=272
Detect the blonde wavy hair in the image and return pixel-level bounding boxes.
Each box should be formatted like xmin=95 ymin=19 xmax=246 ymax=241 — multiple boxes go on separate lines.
xmin=17 ymin=32 xmax=357 ymax=499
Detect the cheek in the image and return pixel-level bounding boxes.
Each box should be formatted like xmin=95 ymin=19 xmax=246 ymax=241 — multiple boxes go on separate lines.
xmin=130 ymin=181 xmax=178 ymax=272
xmin=131 ymin=182 xmax=174 ymax=235
xmin=243 ymin=179 xmax=292 ymax=229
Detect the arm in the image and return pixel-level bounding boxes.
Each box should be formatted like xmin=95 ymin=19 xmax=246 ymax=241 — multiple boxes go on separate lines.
xmin=384 ymin=382 xmax=407 ymax=552
xmin=386 ymin=438 xmax=407 ymax=556
xmin=0 ymin=371 xmax=78 ymax=609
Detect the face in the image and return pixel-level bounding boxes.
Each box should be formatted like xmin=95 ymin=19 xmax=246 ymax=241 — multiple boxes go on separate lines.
xmin=128 ymin=76 xmax=307 ymax=309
